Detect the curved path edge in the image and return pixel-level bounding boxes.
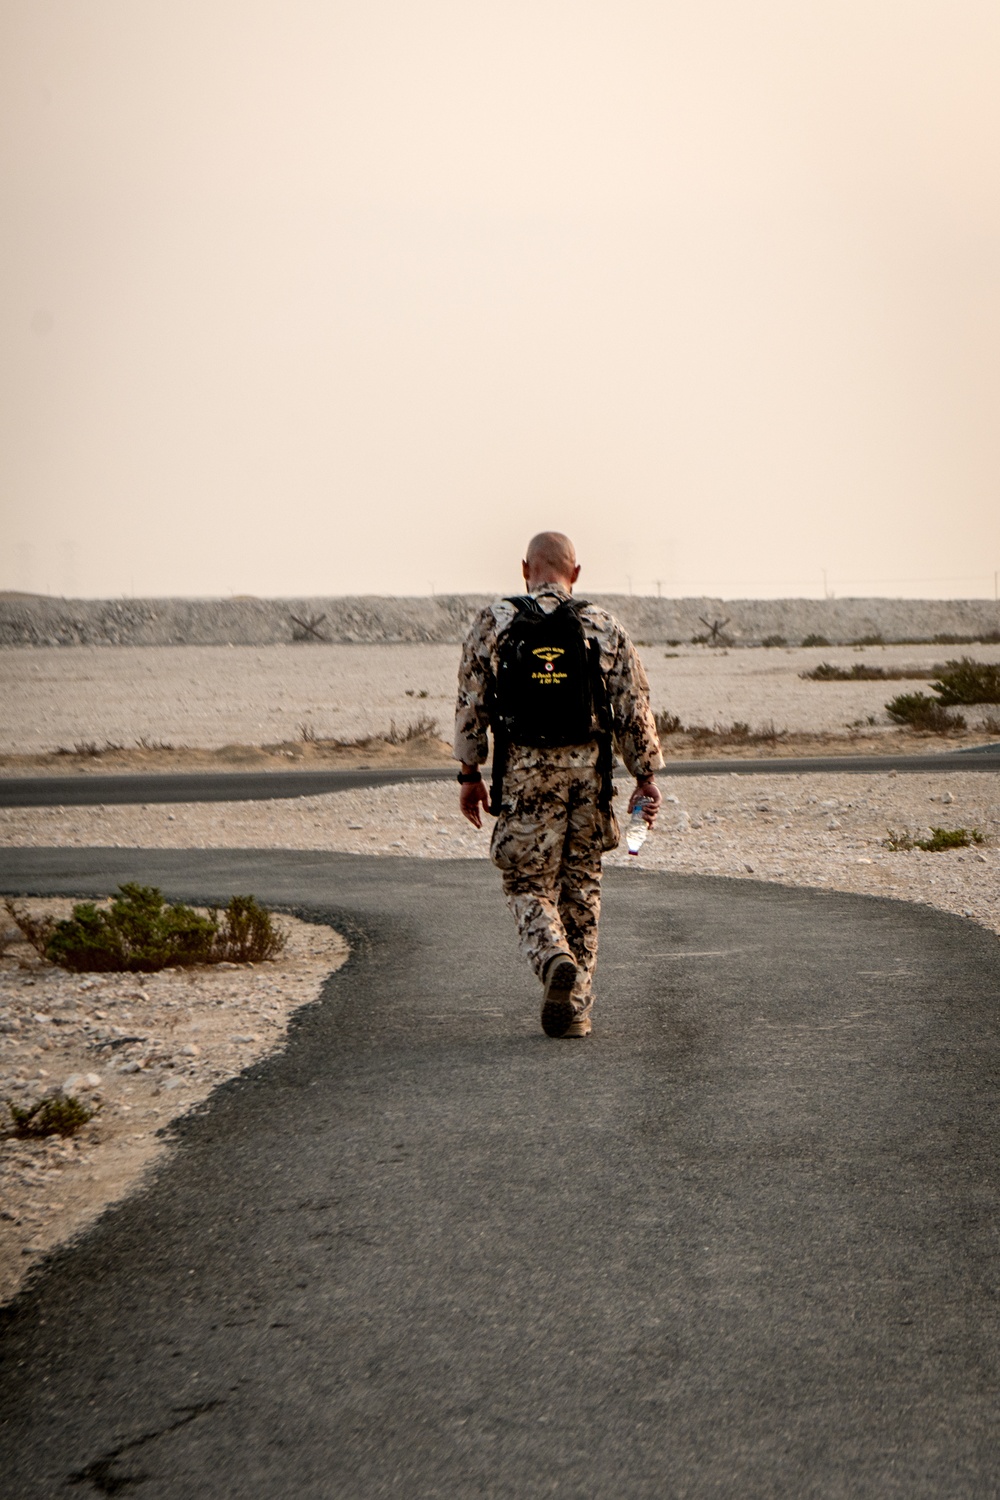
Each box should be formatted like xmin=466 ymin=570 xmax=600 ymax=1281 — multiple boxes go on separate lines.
xmin=1 ymin=847 xmax=999 ymax=1496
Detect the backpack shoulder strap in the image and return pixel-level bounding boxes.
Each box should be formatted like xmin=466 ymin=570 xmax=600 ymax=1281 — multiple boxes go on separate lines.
xmin=502 ymin=594 xmax=541 ymax=619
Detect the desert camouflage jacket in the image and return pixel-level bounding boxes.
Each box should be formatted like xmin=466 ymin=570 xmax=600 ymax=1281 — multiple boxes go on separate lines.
xmin=454 ymin=585 xmax=664 ymax=778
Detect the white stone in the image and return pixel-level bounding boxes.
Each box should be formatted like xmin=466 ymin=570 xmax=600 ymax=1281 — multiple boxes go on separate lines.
xmin=178 ymin=1043 xmax=200 ymax=1057
xmin=62 ymin=1072 xmax=101 ymax=1093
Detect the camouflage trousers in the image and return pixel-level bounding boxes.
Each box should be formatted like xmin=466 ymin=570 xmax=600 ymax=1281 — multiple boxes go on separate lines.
xmin=489 ymin=745 xmax=620 ymax=1017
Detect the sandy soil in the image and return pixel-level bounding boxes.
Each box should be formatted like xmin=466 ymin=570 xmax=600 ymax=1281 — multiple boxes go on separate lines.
xmin=0 ymin=906 xmax=346 ymax=1306
xmin=3 ymin=641 xmax=1000 ymax=758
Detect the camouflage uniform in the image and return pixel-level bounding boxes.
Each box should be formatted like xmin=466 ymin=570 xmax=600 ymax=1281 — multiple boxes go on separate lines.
xmin=454 ymin=586 xmax=663 ymax=1019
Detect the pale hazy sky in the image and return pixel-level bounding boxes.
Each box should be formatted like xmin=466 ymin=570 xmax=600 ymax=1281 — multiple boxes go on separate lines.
xmin=3 ymin=1 xmax=999 ymax=600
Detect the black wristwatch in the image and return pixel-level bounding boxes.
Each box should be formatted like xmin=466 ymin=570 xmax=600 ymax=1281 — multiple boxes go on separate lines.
xmin=457 ymin=770 xmax=482 ymax=784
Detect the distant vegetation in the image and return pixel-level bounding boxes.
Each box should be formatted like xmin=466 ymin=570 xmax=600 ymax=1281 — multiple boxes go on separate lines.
xmin=884 ymin=692 xmax=966 ymax=733
xmin=929 ymin=658 xmax=1000 ymax=706
xmin=802 ymin=662 xmax=935 ymax=682
xmin=801 ymin=651 xmax=1000 ymax=732
xmin=654 ymin=711 xmax=786 ymax=747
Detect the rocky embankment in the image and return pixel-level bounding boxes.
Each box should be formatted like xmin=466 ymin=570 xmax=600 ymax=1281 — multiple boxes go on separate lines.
xmin=2 ymin=592 xmax=999 ymax=649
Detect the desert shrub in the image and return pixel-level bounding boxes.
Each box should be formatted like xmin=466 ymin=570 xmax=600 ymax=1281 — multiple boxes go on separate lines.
xmin=3 ymin=1093 xmax=95 ymax=1139
xmin=920 ymin=826 xmax=985 ymax=851
xmin=801 ymin=633 xmax=831 ymax=648
xmin=802 ymin=663 xmax=933 ymax=682
xmin=885 ymin=692 xmax=966 ymax=733
xmin=687 ymin=720 xmax=785 ymax=746
xmin=883 ymin=826 xmax=984 ymax=853
xmin=385 ymin=715 xmax=439 ymax=744
xmin=882 ymin=829 xmax=916 ymax=851
xmin=852 ymin=633 xmax=885 ymax=647
xmin=654 ymin=710 xmax=683 ymax=736
xmin=929 ymin=657 xmax=1000 ymax=706
xmin=761 ymin=634 xmax=787 ymax=648
xmin=932 ymin=632 xmax=1000 ymax=646
xmin=981 ymin=714 xmax=1000 ymax=735
xmin=3 ymin=899 xmax=58 ymax=958
xmin=211 ymin=894 xmax=286 ymax=963
xmin=35 ymin=884 xmax=285 ymax=973
xmin=690 ymin=631 xmax=734 ymax=648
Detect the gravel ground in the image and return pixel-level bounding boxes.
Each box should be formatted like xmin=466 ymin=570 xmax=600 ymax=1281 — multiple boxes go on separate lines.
xmin=3 ymin=641 xmax=1000 ymax=754
xmin=3 ymin=768 xmax=998 ymax=935
xmin=0 ymin=907 xmax=346 ymax=1306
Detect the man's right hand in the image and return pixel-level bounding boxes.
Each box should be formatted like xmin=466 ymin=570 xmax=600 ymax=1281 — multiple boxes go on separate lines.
xmin=460 ymin=779 xmax=491 ymax=828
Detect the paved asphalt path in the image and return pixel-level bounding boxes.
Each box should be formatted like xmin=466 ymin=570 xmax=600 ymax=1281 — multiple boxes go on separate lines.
xmin=2 ymin=848 xmax=1000 ymax=1496
xmin=2 ymin=743 xmax=999 ymax=807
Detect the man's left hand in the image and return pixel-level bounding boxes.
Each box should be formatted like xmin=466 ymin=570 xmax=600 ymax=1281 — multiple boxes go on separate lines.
xmin=628 ymin=777 xmax=661 ymax=826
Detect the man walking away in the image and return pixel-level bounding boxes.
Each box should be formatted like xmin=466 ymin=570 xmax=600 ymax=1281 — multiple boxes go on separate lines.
xmin=455 ymin=531 xmax=663 ymax=1038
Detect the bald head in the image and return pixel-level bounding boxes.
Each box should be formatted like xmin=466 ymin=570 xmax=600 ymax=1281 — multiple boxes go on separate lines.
xmin=522 ymin=531 xmax=580 ymax=592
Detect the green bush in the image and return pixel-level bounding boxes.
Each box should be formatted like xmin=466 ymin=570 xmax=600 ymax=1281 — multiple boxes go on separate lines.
xmin=212 ymin=893 xmax=287 ymax=964
xmin=4 ymin=1094 xmax=95 ymax=1138
xmin=920 ymin=826 xmax=985 ymax=851
xmin=885 ymin=692 xmax=966 ymax=733
xmin=883 ymin=826 xmax=984 ymax=853
xmin=32 ymin=884 xmax=286 ymax=973
xmin=929 ymin=657 xmax=1000 ymax=706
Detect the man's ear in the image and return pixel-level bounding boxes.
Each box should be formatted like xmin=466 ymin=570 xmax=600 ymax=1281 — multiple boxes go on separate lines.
xmin=571 ymin=563 xmax=581 ymax=584
xmin=521 ymin=559 xmax=530 ymax=583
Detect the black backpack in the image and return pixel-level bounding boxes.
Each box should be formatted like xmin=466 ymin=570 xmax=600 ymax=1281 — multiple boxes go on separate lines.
xmin=486 ymin=596 xmax=614 ymax=817
xmin=492 ymin=595 xmax=597 ymax=748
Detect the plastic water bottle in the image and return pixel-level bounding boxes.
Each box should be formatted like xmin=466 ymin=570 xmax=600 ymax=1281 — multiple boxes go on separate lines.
xmin=626 ymin=798 xmax=651 ymax=856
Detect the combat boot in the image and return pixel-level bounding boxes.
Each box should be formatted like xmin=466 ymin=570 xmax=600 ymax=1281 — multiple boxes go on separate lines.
xmin=541 ymin=953 xmax=579 ymax=1037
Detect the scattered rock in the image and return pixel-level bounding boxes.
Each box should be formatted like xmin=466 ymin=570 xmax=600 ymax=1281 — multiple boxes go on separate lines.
xmin=62 ymin=1072 xmax=102 ymax=1093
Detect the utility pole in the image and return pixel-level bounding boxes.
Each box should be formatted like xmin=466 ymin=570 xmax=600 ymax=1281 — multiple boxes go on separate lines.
xmin=654 ymin=579 xmax=663 ymax=598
